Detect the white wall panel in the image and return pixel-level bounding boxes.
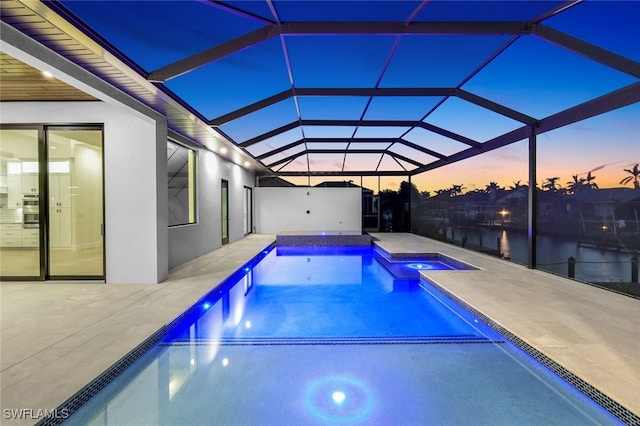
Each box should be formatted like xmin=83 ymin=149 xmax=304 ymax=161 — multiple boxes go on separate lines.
xmin=255 ymin=187 xmax=361 ymax=234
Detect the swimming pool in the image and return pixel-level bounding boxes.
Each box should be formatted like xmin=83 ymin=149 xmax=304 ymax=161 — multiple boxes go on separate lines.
xmin=58 ymin=244 xmax=623 ymax=425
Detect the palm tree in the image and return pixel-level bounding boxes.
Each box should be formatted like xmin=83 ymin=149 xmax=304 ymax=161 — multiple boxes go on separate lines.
xmin=450 ymin=184 xmax=466 ymax=197
xmin=434 ymin=188 xmax=453 ymax=199
xmin=567 ymin=174 xmax=585 ymax=194
xmin=584 ymin=171 xmax=598 ymax=190
xmin=542 ymin=177 xmax=560 ymax=192
xmin=620 ymin=164 xmax=640 ymax=189
xmin=485 ymin=181 xmax=501 ymax=202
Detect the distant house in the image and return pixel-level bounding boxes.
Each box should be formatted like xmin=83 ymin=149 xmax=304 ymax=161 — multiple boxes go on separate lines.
xmin=570 ymin=188 xmax=640 ymax=220
xmin=496 ymin=188 xmax=528 ymax=225
xmin=256 ymin=176 xmax=297 ymax=187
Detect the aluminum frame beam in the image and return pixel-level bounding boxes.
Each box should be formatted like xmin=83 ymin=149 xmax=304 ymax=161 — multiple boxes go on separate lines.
xmin=266 ymin=148 xmax=423 ymax=169
xmin=299 ymin=149 xmax=423 ymax=167
xmin=396 ymin=139 xmax=448 ymax=160
xmin=240 ymin=121 xmax=299 ymax=148
xmin=456 ymin=89 xmax=538 ymax=125
xmin=148 ymin=26 xmax=279 ymax=82
xmin=238 ymin=120 xmax=482 ymax=152
xmin=408 ymin=81 xmax=640 ymax=175
xmin=533 ymin=24 xmax=640 ymax=79
xmin=279 ymin=21 xmax=527 ymax=36
xmin=210 ymin=89 xmax=293 ymax=126
xmin=256 ymin=139 xmax=305 ymax=160
xmin=209 ymin=87 xmax=531 ymax=128
xmin=149 ymin=21 xmax=528 ymax=82
xmin=255 ymin=82 xmax=639 ymax=176
xmin=300 ymin=119 xmax=482 ymax=147
xmin=254 ymin=136 xmax=446 ymax=162
xmin=537 ymin=81 xmax=640 ymax=134
xmin=273 ymin=170 xmax=413 ymax=177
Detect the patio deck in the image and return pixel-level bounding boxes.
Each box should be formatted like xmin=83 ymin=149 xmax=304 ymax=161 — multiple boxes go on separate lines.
xmin=1 ymin=232 xmax=638 ymax=425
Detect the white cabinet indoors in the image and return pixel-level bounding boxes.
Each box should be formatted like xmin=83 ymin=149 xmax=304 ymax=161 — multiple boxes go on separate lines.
xmin=49 ymin=174 xmax=72 ymax=248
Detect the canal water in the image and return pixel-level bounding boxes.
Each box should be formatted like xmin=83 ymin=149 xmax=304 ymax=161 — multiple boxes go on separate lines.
xmin=446 ymin=227 xmax=636 ymax=283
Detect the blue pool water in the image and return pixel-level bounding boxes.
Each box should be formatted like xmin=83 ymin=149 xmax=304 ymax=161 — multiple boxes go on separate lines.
xmin=63 ymin=245 xmax=622 ymax=425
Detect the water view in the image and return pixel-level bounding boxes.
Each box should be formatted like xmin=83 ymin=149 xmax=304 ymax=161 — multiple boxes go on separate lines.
xmin=447 ymin=227 xmax=637 ymax=283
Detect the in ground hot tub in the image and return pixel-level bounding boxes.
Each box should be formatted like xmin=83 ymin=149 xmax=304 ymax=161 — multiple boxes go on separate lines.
xmin=374 ymin=249 xmax=476 ymax=280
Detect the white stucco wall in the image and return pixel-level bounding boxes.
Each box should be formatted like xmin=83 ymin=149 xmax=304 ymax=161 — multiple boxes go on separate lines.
xmin=1 ymin=26 xmax=256 ymax=283
xmin=254 ymin=187 xmax=362 ymax=234
xmin=167 ymin=148 xmax=255 ymax=268
xmin=0 ymin=101 xmax=167 ymax=284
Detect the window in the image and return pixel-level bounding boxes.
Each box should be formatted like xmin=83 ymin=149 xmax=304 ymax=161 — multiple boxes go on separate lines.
xmin=168 ymin=140 xmax=196 ymax=226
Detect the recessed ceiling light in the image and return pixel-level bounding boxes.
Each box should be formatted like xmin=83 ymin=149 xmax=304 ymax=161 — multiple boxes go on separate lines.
xmin=244 ymin=161 xmax=250 ymax=167
xmin=42 ymin=70 xmax=53 ymax=78
xmin=220 ymin=147 xmax=228 ymax=154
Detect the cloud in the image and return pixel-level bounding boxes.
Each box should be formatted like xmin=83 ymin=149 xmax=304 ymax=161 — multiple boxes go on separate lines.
xmin=579 ymin=160 xmax=625 ymax=175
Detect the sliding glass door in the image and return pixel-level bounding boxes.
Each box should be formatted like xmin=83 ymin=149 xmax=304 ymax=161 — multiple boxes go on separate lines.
xmin=0 ymin=128 xmax=42 ymax=277
xmin=47 ymin=128 xmax=104 ymax=278
xmin=0 ymin=125 xmax=104 ymax=280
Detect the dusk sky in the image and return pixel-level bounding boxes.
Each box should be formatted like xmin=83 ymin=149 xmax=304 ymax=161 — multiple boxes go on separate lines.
xmin=60 ymin=0 xmax=639 ymax=193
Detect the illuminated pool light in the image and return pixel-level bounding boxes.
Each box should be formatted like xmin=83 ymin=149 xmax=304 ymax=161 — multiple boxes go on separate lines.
xmin=305 ymin=376 xmax=372 ymax=422
xmin=405 ymin=262 xmax=434 ymax=270
xmin=332 ymin=391 xmax=346 ymax=405
xmin=202 ymin=302 xmax=211 ymax=310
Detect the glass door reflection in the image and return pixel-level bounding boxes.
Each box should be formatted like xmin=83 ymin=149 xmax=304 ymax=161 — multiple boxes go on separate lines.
xmin=0 ymin=128 xmax=42 ymax=277
xmin=47 ymin=128 xmax=104 ymax=278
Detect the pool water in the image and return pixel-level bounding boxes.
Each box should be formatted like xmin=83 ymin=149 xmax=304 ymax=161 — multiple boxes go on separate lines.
xmin=373 ymin=249 xmax=474 ymax=281
xmin=63 ymin=245 xmax=622 ymax=425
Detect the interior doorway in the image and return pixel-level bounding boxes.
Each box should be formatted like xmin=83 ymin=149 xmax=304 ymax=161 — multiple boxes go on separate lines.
xmin=243 ymin=186 xmax=252 ymax=236
xmin=221 ymin=179 xmax=229 ymax=245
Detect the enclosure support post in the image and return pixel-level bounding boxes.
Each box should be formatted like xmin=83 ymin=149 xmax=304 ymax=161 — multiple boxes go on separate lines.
xmin=408 ymin=175 xmax=412 ymax=233
xmin=377 ymin=175 xmax=381 ymax=232
xmin=568 ymin=256 xmax=576 ymax=278
xmin=528 ymin=125 xmax=538 ymax=269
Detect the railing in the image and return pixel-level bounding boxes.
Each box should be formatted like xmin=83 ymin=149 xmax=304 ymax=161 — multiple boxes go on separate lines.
xmin=565 ymin=256 xmax=638 ymax=282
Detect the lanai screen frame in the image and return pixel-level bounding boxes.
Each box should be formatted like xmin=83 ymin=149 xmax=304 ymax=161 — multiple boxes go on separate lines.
xmin=6 ymin=0 xmax=640 ymax=269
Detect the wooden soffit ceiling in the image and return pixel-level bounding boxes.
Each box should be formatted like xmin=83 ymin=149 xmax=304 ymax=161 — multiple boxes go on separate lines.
xmin=0 ymin=51 xmax=98 ymax=102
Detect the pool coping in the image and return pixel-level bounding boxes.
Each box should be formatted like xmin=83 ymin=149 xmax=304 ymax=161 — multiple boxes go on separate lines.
xmin=422 ymin=278 xmax=638 ymax=425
